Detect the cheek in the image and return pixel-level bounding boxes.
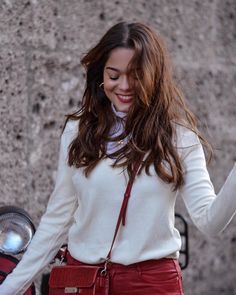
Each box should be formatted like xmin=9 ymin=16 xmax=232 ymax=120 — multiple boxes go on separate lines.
xmin=104 ymin=81 xmax=117 ymax=95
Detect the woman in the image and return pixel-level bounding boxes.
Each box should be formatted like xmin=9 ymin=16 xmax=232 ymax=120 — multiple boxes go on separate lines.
xmin=0 ymin=21 xmax=236 ymax=295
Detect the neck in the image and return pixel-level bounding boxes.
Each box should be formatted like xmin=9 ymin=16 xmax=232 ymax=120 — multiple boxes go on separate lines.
xmin=111 ymin=103 xmax=127 ymax=119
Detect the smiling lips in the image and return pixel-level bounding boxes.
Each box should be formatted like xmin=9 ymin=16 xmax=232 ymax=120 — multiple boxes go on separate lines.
xmin=116 ymin=94 xmax=133 ymax=104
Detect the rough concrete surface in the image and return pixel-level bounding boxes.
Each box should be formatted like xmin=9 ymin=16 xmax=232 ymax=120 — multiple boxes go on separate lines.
xmin=0 ymin=0 xmax=235 ymax=294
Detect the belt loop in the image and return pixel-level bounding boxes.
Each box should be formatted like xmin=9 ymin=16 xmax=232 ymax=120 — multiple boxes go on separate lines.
xmin=136 ymin=263 xmax=142 ymax=276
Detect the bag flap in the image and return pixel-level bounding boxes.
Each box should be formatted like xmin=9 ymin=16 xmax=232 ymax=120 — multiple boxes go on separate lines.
xmin=49 ymin=265 xmax=101 ymax=288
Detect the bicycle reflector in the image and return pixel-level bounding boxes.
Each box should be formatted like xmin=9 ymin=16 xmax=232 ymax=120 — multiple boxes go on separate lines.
xmin=0 ymin=206 xmax=35 ymax=255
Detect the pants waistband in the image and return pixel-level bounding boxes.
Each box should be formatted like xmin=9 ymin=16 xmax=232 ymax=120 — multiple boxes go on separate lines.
xmin=67 ymin=252 xmax=176 ymax=270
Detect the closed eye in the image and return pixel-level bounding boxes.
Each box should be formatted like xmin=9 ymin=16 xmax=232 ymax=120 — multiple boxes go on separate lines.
xmin=109 ymin=76 xmax=119 ymax=80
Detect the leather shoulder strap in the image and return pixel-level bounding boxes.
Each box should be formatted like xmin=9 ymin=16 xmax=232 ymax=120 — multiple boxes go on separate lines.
xmin=106 ymin=161 xmax=142 ymax=261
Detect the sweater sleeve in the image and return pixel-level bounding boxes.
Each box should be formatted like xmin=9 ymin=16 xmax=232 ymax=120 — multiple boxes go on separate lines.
xmin=0 ymin=122 xmax=78 ymax=295
xmin=179 ymin=129 xmax=236 ymax=236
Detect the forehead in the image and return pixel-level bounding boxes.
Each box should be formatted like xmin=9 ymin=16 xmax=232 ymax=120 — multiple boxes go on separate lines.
xmin=105 ymin=47 xmax=135 ymax=71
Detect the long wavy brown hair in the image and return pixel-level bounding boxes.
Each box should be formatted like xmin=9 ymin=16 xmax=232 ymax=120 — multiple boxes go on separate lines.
xmin=64 ymin=21 xmax=211 ymax=191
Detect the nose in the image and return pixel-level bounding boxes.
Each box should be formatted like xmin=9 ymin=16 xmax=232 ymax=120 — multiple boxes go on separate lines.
xmin=119 ymin=76 xmax=131 ymax=91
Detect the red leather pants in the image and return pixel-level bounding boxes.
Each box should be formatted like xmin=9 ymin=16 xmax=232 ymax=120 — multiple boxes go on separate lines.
xmin=67 ymin=253 xmax=184 ymax=295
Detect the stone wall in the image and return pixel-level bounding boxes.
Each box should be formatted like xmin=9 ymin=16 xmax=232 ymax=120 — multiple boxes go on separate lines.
xmin=0 ymin=0 xmax=235 ymax=294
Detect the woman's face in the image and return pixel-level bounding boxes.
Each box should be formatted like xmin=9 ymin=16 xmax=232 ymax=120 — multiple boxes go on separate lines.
xmin=103 ymin=47 xmax=136 ymax=113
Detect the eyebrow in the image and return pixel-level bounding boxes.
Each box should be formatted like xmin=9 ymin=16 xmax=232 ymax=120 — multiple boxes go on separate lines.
xmin=106 ymin=66 xmax=141 ymax=73
xmin=105 ymin=66 xmax=120 ymax=72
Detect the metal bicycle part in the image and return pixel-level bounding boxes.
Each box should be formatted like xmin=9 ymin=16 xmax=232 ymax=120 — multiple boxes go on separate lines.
xmin=0 ymin=206 xmax=35 ymax=255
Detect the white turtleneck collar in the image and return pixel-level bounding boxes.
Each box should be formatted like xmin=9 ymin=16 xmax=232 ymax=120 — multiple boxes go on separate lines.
xmin=106 ymin=104 xmax=128 ymax=154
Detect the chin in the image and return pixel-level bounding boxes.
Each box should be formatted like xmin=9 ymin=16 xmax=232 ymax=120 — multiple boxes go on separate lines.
xmin=114 ymin=103 xmax=131 ymax=113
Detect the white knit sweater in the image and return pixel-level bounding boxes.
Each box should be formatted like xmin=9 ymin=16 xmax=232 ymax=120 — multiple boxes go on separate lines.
xmin=0 ymin=120 xmax=236 ymax=295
